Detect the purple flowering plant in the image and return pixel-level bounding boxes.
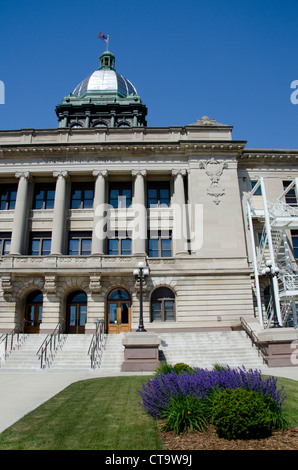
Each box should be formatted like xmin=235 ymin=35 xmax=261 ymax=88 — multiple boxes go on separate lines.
xmin=138 ymin=366 xmax=287 ymax=419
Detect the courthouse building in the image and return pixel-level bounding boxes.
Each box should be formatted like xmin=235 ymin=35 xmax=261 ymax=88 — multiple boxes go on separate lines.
xmin=0 ymin=49 xmax=297 ymax=340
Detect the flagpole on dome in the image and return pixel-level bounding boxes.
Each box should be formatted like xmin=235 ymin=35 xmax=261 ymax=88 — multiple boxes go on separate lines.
xmin=106 ymin=33 xmax=110 ymax=52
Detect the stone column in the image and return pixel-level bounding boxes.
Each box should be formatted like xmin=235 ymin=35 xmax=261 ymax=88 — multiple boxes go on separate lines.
xmin=132 ymin=170 xmax=147 ymax=255
xmin=10 ymin=171 xmax=31 ymax=255
xmin=51 ymin=171 xmax=68 ymax=255
xmin=172 ymin=169 xmax=188 ymax=256
xmin=92 ymin=170 xmax=108 ymax=255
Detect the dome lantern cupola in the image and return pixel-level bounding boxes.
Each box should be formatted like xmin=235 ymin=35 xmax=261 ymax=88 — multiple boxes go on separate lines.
xmin=55 ymin=50 xmax=147 ymax=129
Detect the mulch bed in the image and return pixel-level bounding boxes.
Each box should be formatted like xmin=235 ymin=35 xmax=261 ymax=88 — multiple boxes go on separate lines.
xmin=159 ymin=424 xmax=298 ymax=450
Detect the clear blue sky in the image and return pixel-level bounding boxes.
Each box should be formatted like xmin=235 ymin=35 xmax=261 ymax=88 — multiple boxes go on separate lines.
xmin=0 ymin=0 xmax=297 ymax=149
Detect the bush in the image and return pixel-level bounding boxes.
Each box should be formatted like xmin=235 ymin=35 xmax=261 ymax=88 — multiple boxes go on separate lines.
xmin=161 ymin=394 xmax=207 ymax=434
xmin=211 ymin=388 xmax=287 ymax=440
xmin=172 ymin=363 xmax=195 ymax=375
xmin=138 ymin=366 xmax=287 ymax=419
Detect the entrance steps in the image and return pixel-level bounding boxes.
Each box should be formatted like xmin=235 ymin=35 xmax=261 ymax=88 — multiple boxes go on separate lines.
xmin=49 ymin=334 xmax=93 ymax=371
xmin=99 ymin=333 xmax=125 ymax=374
xmin=158 ymin=330 xmax=266 ymax=370
xmin=1 ymin=334 xmax=47 ymax=371
xmin=0 ymin=330 xmax=267 ymax=372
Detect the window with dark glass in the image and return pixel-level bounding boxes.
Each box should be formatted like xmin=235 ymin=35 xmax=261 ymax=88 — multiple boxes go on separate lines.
xmin=151 ymin=287 xmax=175 ymax=322
xmin=68 ymin=232 xmax=92 ymax=255
xmin=291 ymin=230 xmax=298 ymax=260
xmin=33 ymin=184 xmax=55 ymax=209
xmin=147 ymin=183 xmax=170 ymax=207
xmin=0 ymin=185 xmax=17 ymax=210
xmin=29 ymin=232 xmax=51 ymax=256
xmin=71 ymin=183 xmax=94 ymax=209
xmin=148 ymin=231 xmax=172 ymax=257
xmin=108 ymin=232 xmax=132 ymax=255
xmin=0 ymin=233 xmax=11 ymax=255
xmin=251 ymin=181 xmax=262 ymax=195
xmin=109 ymin=183 xmax=132 ymax=208
xmin=283 ymin=182 xmax=297 ymax=207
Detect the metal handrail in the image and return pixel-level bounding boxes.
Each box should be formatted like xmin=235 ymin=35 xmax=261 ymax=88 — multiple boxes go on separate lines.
xmin=36 ymin=322 xmax=66 ymax=369
xmin=0 ymin=324 xmax=26 ymax=364
xmin=240 ymin=317 xmax=267 ymax=362
xmin=88 ymin=320 xmax=105 ymax=369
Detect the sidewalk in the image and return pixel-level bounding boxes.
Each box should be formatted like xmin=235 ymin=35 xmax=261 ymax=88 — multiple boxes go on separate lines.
xmin=0 ymin=366 xmax=297 ymax=434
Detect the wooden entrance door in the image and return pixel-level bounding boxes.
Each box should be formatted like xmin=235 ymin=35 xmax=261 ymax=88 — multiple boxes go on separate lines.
xmin=107 ymin=289 xmax=131 ymax=334
xmin=24 ymin=291 xmax=43 ymax=333
xmin=66 ymin=291 xmax=87 ymax=334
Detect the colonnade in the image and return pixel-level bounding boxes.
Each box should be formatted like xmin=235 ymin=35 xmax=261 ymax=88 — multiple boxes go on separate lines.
xmin=9 ymin=168 xmax=189 ymax=257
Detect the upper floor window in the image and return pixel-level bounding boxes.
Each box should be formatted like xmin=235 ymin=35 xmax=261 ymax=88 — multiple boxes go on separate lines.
xmin=291 ymin=230 xmax=298 ymax=260
xmin=147 ymin=183 xmax=170 ymax=207
xmin=0 ymin=185 xmax=17 ymax=210
xmin=33 ymin=184 xmax=55 ymax=210
xmin=71 ymin=183 xmax=94 ymax=209
xmin=283 ymin=182 xmax=297 ymax=207
xmin=68 ymin=232 xmax=92 ymax=256
xmin=148 ymin=230 xmax=172 ymax=257
xmin=251 ymin=181 xmax=262 ymax=195
xmin=0 ymin=233 xmax=11 ymax=255
xmin=109 ymin=183 xmax=132 ymax=209
xmin=108 ymin=231 xmax=132 ymax=255
xmin=29 ymin=232 xmax=51 ymax=256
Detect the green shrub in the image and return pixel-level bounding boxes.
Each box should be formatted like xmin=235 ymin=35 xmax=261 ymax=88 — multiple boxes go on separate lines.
xmin=161 ymin=394 xmax=207 ymax=434
xmin=172 ymin=363 xmax=195 ymax=375
xmin=211 ymin=388 xmax=287 ymax=440
xmin=155 ymin=362 xmax=174 ymax=376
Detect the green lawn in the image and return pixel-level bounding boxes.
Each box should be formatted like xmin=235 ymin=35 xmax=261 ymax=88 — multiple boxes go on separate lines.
xmin=0 ymin=375 xmax=296 ymax=450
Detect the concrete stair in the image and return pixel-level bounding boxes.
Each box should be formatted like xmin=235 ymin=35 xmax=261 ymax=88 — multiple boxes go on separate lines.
xmin=50 ymin=334 xmax=93 ymax=371
xmin=0 ymin=330 xmax=267 ymax=373
xmin=99 ymin=333 xmax=125 ymax=374
xmin=158 ymin=330 xmax=266 ymax=370
xmin=1 ymin=334 xmax=47 ymax=371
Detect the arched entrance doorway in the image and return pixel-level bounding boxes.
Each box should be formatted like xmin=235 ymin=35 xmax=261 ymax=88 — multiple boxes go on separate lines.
xmin=66 ymin=290 xmax=87 ymax=334
xmin=24 ymin=290 xmax=43 ymax=333
xmin=107 ymin=288 xmax=131 ymax=334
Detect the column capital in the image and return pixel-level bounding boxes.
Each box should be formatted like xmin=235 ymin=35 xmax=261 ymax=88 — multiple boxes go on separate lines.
xmin=15 ymin=171 xmax=31 ymax=181
xmin=171 ymin=168 xmax=187 ymax=178
xmin=92 ymin=170 xmax=108 ymax=179
xmin=132 ymin=169 xmax=147 ymax=178
xmin=53 ymin=170 xmax=69 ymax=180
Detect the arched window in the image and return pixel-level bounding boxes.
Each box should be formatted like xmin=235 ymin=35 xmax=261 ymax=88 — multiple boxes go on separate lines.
xmin=24 ymin=290 xmax=43 ymax=333
xmin=151 ymin=287 xmax=175 ymax=322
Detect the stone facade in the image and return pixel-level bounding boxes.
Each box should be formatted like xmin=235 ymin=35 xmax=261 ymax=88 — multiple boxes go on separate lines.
xmin=0 ymin=122 xmax=297 ymax=334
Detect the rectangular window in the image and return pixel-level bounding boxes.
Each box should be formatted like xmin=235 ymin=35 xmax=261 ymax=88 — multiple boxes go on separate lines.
xmin=33 ymin=184 xmax=55 ymax=209
xmin=148 ymin=231 xmax=172 ymax=257
xmin=68 ymin=232 xmax=92 ymax=255
xmin=283 ymin=182 xmax=297 ymax=207
xmin=291 ymin=230 xmax=298 ymax=260
xmin=108 ymin=232 xmax=132 ymax=255
xmin=109 ymin=183 xmax=132 ymax=208
xmin=29 ymin=232 xmax=52 ymax=256
xmin=251 ymin=181 xmax=262 ymax=195
xmin=147 ymin=183 xmax=170 ymax=208
xmin=0 ymin=185 xmax=17 ymax=210
xmin=0 ymin=233 xmax=11 ymax=255
xmin=71 ymin=183 xmax=94 ymax=209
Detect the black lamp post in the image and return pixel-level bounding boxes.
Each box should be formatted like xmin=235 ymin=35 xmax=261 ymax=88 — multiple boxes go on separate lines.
xmin=133 ymin=261 xmax=149 ymax=332
xmin=262 ymin=260 xmax=281 ymax=328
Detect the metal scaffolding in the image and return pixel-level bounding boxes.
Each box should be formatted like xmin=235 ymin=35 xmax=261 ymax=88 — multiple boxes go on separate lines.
xmin=246 ymin=177 xmax=298 ymax=329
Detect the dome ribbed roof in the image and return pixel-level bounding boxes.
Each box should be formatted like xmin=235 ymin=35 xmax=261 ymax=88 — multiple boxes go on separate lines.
xmin=73 ymin=69 xmax=137 ymax=98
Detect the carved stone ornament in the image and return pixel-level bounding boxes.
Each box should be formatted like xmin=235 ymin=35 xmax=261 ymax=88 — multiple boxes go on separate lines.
xmin=200 ymin=158 xmax=228 ymax=205
xmin=1 ymin=274 xmax=13 ymax=300
xmin=89 ymin=275 xmax=102 ymax=294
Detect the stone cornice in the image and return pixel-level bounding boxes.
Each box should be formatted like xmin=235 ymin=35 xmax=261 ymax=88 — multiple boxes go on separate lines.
xmin=238 ymin=149 xmax=298 ymax=165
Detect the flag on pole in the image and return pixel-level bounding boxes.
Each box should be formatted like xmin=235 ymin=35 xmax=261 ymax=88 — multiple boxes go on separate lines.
xmin=98 ymin=32 xmax=108 ymax=43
